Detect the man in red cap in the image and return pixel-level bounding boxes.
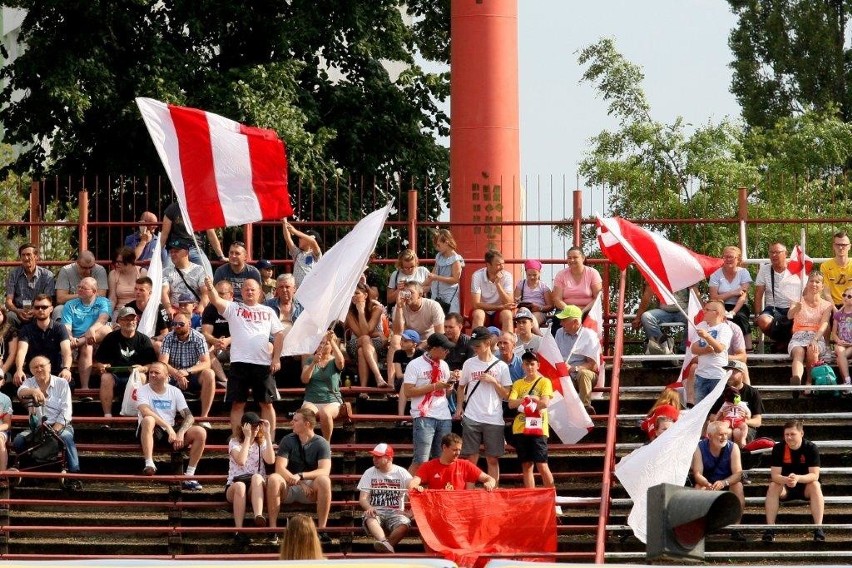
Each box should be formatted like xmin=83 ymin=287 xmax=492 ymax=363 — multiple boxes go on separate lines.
xmin=357 ymin=443 xmax=414 ymax=553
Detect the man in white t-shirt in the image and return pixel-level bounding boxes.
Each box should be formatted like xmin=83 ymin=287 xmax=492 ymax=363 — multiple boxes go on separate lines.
xmin=754 ymin=242 xmax=794 ymax=351
xmin=357 ymin=443 xmax=414 ymax=554
xmin=403 ymin=333 xmax=457 ymax=476
xmin=205 ymin=277 xmax=285 ymax=435
xmin=470 ymin=249 xmax=515 ymax=332
xmin=692 ymin=300 xmax=733 ymax=404
xmin=136 ymin=361 xmax=207 ymax=489
xmin=455 ymin=326 xmax=512 ymax=484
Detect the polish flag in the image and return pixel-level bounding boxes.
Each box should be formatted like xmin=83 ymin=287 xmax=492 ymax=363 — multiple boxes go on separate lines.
xmin=536 ymin=332 xmax=594 ymax=444
xmin=787 ymin=244 xmax=813 ymax=277
xmin=582 ymin=292 xmax=607 ymax=399
xmin=596 ymin=216 xmax=722 ymax=305
xmin=136 ymin=97 xmax=293 ymax=232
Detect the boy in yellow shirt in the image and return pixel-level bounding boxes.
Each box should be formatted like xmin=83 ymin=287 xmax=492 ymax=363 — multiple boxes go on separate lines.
xmin=508 ymin=351 xmax=555 ymax=488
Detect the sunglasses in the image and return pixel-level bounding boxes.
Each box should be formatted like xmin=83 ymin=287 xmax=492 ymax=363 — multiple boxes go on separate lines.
xmin=33 ymin=305 xmax=51 ymax=310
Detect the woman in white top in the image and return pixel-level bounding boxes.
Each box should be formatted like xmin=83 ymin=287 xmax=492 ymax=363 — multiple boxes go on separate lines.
xmin=709 ymin=245 xmax=754 ymax=351
xmin=227 ymin=412 xmax=275 ymax=547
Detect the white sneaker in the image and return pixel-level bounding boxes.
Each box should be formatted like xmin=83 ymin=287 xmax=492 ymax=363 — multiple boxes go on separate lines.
xmin=374 ymin=539 xmax=394 ymax=553
xmin=646 ymin=338 xmax=666 ymax=355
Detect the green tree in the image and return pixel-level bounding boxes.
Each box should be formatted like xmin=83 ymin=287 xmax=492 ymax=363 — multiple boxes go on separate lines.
xmin=727 ymin=0 xmax=852 ymax=129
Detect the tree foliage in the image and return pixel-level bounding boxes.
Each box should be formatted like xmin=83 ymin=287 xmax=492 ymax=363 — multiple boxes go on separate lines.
xmin=727 ymin=0 xmax=852 ymax=129
xmin=0 ymin=0 xmax=450 ymax=222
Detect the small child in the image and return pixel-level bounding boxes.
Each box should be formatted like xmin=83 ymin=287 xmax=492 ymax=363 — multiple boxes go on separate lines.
xmin=255 ymin=259 xmax=276 ymax=300
xmin=714 ymin=388 xmax=751 ymax=443
xmin=831 ymin=285 xmax=852 ymax=386
xmin=282 ymin=219 xmax=322 ymax=288
xmin=392 ymin=329 xmax=424 ymax=419
xmin=514 ymin=259 xmax=553 ymax=329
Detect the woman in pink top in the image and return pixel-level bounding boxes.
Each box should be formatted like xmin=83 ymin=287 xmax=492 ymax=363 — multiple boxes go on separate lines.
xmin=552 ymin=247 xmax=602 ymax=315
xmin=787 ymin=271 xmax=833 ymax=397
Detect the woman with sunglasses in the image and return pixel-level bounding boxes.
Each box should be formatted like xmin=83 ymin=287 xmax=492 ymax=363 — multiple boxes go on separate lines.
xmin=227 ymin=411 xmax=275 ymax=548
xmin=108 ymin=247 xmax=145 ymax=317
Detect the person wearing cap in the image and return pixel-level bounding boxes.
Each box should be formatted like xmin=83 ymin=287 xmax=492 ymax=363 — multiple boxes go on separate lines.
xmin=175 ymin=293 xmax=202 ymax=329
xmin=159 ymin=311 xmax=216 ymax=427
xmin=226 ymin=411 xmax=275 ymax=548
xmin=282 ymin=218 xmax=323 ymax=288
xmin=554 ymin=304 xmax=600 ymax=414
xmin=388 ymin=280 xmax=444 ymax=378
xmin=410 ymin=433 xmax=497 ymax=491
xmin=213 ymin=241 xmax=262 ymax=303
xmin=641 ymin=387 xmax=682 ymax=442
xmin=486 ymin=326 xmax=502 ymax=349
xmin=456 ymin=326 xmax=513 ymax=484
xmin=94 ymin=306 xmax=157 ymax=420
xmin=632 ymin=284 xmax=692 ymax=355
xmin=470 ymin=249 xmax=515 ymax=333
xmin=124 ymin=276 xmax=171 ymax=350
xmin=391 ymin=329 xmax=424 ymax=421
xmin=495 ymin=331 xmax=524 ymax=382
xmin=513 ymin=308 xmax=542 ymax=355
xmin=508 ymin=351 xmax=555 ymax=488
xmin=161 ymin=237 xmax=208 ymax=315
xmin=255 ymin=259 xmax=277 ymax=300
xmin=160 ymin=201 xmax=226 ymax=266
xmin=357 ymin=443 xmax=414 ymax=553
xmin=403 ymin=332 xmax=457 ymax=476
xmin=514 ymin=259 xmax=553 ymax=329
xmin=61 ymin=276 xmax=113 ymax=389
xmin=692 ymin=300 xmax=733 ymax=405
xmin=710 ymin=359 xmax=764 ymax=448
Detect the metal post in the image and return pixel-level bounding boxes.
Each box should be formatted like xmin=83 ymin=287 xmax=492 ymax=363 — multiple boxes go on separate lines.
xmin=407 ymin=189 xmax=418 ymax=252
xmin=78 ymin=189 xmax=89 ymax=251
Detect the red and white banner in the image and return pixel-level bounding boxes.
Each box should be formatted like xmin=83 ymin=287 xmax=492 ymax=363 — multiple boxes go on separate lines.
xmin=596 ymin=216 xmax=722 ymax=305
xmin=787 ymin=244 xmax=813 ymax=277
xmin=582 ymin=292 xmax=607 ymax=399
xmin=536 ymin=332 xmax=594 ymax=444
xmin=136 ymin=97 xmax=293 ymax=232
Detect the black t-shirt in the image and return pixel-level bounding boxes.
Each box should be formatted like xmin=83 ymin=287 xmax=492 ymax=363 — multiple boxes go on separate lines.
xmin=710 ymin=383 xmax=765 ymax=418
xmin=393 ymin=348 xmax=424 ymax=374
xmin=125 ymin=300 xmax=170 ymax=336
xmin=95 ymin=330 xmax=157 ymax=368
xmin=275 ymin=433 xmax=331 ymax=474
xmin=445 ymin=334 xmax=474 ymax=371
xmin=771 ymin=439 xmax=820 ymax=476
xmin=18 ymin=320 xmax=69 ymax=370
xmin=201 ymin=303 xmax=230 ymax=338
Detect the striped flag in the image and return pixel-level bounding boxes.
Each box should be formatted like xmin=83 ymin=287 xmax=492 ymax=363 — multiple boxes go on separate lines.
xmin=136 ymin=97 xmax=293 ymax=232
xmin=536 ymin=332 xmax=594 ymax=444
xmin=583 ymin=292 xmax=607 ymax=399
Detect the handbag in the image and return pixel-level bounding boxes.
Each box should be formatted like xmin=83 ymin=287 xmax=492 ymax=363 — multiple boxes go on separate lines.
xmin=120 ymin=368 xmax=145 ymax=416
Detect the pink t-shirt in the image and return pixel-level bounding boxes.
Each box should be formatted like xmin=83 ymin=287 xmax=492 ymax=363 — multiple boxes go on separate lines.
xmin=792 ymin=297 xmax=832 ymax=333
xmin=553 ymin=266 xmax=602 ymax=307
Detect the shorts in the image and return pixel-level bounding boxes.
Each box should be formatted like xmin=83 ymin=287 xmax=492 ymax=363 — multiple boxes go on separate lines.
xmin=169 ymin=372 xmax=203 ymax=393
xmin=460 ymin=416 xmax=506 ymax=457
xmin=227 ymin=362 xmax=277 ymax=404
xmin=512 ymin=433 xmax=549 ymax=464
xmin=363 ymin=510 xmax=411 ymax=534
xmin=347 ymin=335 xmax=387 ymax=359
xmin=760 ymin=306 xmax=793 ymax=341
xmin=136 ymin=424 xmax=173 ymax=448
xmin=108 ymin=372 xmax=131 ymax=397
xmin=283 ymin=480 xmax=316 ymax=504
xmin=781 ymin=482 xmax=807 ymax=501
xmin=302 ymin=401 xmax=341 ymax=415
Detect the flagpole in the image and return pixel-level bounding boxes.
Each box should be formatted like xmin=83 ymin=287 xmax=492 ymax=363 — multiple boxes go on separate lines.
xmin=799 ymin=227 xmax=806 ymax=297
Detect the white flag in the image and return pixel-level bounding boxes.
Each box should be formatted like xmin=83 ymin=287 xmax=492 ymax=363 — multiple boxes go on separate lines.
xmin=283 ymin=203 xmax=392 ymax=356
xmin=138 ymin=234 xmax=163 ymax=338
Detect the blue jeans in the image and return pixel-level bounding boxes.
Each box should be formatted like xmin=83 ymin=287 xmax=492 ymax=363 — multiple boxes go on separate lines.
xmin=641 ymin=308 xmax=687 ymax=342
xmin=412 ymin=417 xmax=451 ymax=465
xmin=14 ymin=424 xmax=80 ymax=473
xmin=694 ymin=376 xmax=719 ymax=405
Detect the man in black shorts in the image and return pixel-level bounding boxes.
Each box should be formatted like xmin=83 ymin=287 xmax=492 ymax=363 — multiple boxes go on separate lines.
xmin=763 ymin=420 xmax=824 ymax=543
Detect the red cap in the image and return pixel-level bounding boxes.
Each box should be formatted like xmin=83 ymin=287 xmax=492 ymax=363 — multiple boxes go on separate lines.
xmin=369 ymin=443 xmax=394 ymax=458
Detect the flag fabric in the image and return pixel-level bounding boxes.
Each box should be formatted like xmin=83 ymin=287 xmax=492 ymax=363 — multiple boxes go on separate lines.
xmin=138 ymin=234 xmax=163 ymax=338
xmin=410 ymin=488 xmax=557 ymax=568
xmin=582 ymin=292 xmax=607 ymax=399
xmin=136 ymin=97 xmax=293 ymax=232
xmin=282 ymin=203 xmax=392 ymax=356
xmin=596 ymin=216 xmax=722 ymax=305
xmin=614 ymin=375 xmax=727 ymax=543
xmin=787 ymin=244 xmax=813 ymax=277
xmin=536 ymin=332 xmax=594 ymax=444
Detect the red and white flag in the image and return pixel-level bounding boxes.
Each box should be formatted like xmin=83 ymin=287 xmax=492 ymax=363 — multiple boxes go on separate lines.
xmin=536 ymin=332 xmax=594 ymax=444
xmin=787 ymin=244 xmax=813 ymax=276
xmin=596 ymin=216 xmax=722 ymax=305
xmin=136 ymin=97 xmax=293 ymax=232
xmin=582 ymin=292 xmax=607 ymax=399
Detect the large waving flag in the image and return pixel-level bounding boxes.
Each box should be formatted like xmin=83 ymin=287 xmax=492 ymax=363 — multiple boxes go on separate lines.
xmin=536 ymin=332 xmax=594 ymax=444
xmin=283 ymin=204 xmax=392 ymax=356
xmin=615 ymin=375 xmax=727 ymax=543
xmin=583 ymin=292 xmax=607 ymax=399
xmin=136 ymin=97 xmax=293 ymax=232
xmin=138 ymin=234 xmax=163 ymax=338
xmin=597 ymin=216 xmax=722 ymax=305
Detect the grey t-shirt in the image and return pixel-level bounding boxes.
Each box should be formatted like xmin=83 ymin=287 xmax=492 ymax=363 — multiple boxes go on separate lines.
xmin=56 ymin=263 xmax=109 ymax=296
xmin=275 ymin=433 xmax=331 ymax=474
xmin=213 ymin=263 xmax=261 ymax=302
xmin=162 ymin=263 xmax=206 ymax=305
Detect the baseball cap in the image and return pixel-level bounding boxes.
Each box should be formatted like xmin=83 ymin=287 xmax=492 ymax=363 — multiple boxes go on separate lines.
xmin=255 ymin=259 xmax=273 ymax=270
xmin=723 ymin=360 xmax=747 ymax=373
xmin=165 ymin=237 xmax=191 ymax=251
xmin=520 ymin=350 xmax=538 ymax=362
xmin=177 ymin=293 xmax=197 ymax=304
xmin=401 ymin=329 xmax=421 ymax=343
xmin=426 ymin=333 xmax=455 ymax=350
xmin=241 ymin=411 xmax=262 ymax=426
xmin=514 ymin=307 xmax=534 ymax=321
xmin=370 ymin=443 xmax=394 ymax=458
xmin=555 ymin=305 xmax=582 ymax=320
xmin=487 ymin=326 xmax=501 ymax=337
xmin=524 ymin=259 xmax=543 ymax=271
xmin=116 ymin=306 xmax=137 ymax=319
xmin=469 ymin=326 xmax=491 ymax=343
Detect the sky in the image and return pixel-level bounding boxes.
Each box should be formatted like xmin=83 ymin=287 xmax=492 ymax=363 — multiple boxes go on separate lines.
xmin=515 ymin=0 xmax=743 ymax=271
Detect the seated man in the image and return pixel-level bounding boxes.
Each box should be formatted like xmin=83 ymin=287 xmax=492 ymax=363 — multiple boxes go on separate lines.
xmin=14 ymin=294 xmax=72 ymax=387
xmin=135 ymin=361 xmax=207 ymax=489
xmin=410 ymin=433 xmax=496 ymax=491
xmin=124 ymin=276 xmax=170 ymax=351
xmin=763 ymin=420 xmax=824 ymax=543
xmin=124 ymin=211 xmax=159 ymax=262
xmin=53 ymin=251 xmax=108 ymax=322
xmin=266 ymin=408 xmax=332 ymax=545
xmin=213 ymin=241 xmax=261 ymax=302
xmin=61 ymin=276 xmax=112 ymax=389
xmin=470 ymin=249 xmax=515 ymax=332
xmin=14 ymin=356 xmax=81 ymax=488
xmin=158 ymin=312 xmax=216 ymax=428
xmin=387 ymin=281 xmax=444 ymax=378
xmin=691 ymin=420 xmax=746 ymax=541
xmin=553 ymin=305 xmax=600 ymax=415
xmin=265 ymin=274 xmax=303 ymax=386
xmin=754 ymin=243 xmax=794 ymax=352
xmin=632 ymin=285 xmax=690 ymax=354
xmin=5 ymin=243 xmax=56 ymax=328
xmin=201 ymin=280 xmax=233 ymax=387
xmin=357 ymin=443 xmax=413 ymax=554
xmin=94 ymin=307 xmax=157 ymax=419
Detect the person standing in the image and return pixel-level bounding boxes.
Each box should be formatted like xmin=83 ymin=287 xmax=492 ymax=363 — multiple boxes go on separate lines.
xmin=691 ymin=300 xmax=733 ymax=404
xmin=507 ymin=351 xmax=555 ymax=488
xmin=213 ymin=241 xmax=262 ymax=302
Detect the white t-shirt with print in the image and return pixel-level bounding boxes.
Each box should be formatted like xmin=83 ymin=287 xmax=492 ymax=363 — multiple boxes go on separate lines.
xmin=460 ymin=355 xmax=512 ymax=425
xmin=222 ymin=301 xmax=285 ymax=365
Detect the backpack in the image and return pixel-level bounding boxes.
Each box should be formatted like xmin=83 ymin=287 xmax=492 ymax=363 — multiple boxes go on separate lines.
xmin=811 ymin=364 xmax=839 ymax=397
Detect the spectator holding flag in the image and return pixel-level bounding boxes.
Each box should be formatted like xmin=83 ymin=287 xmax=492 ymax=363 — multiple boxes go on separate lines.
xmin=507 ymin=351 xmax=555 ymax=488
xmin=553 ymin=304 xmax=599 ymax=416
xmin=691 ymin=300 xmax=732 ymax=404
